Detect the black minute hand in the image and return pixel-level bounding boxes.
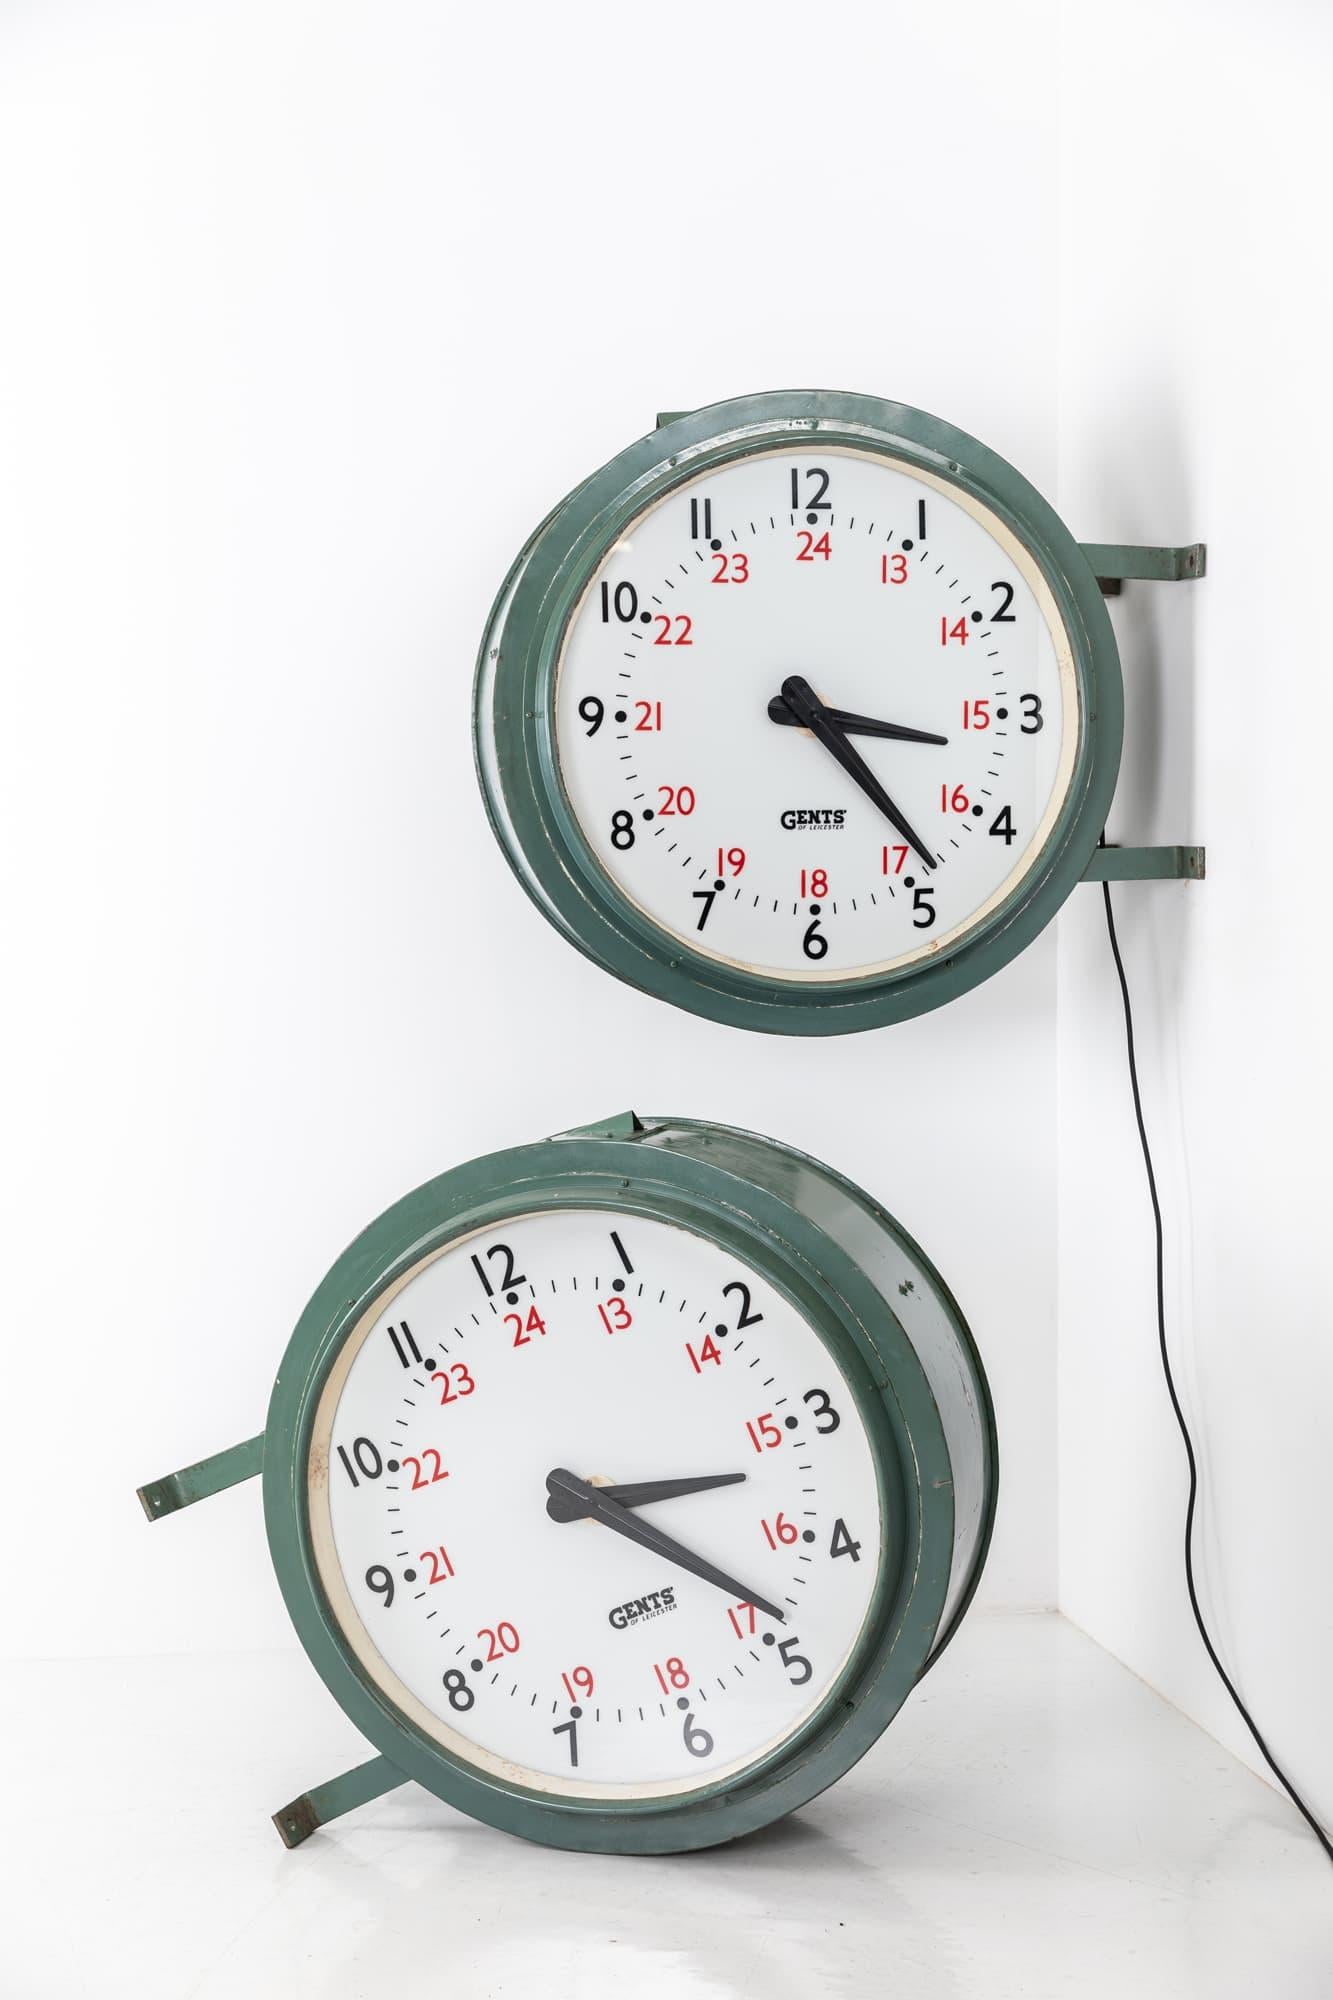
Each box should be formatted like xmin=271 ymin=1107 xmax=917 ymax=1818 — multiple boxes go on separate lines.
xmin=780 ymin=675 xmax=937 ymax=872
xmin=545 ymin=1467 xmax=786 ymax=1623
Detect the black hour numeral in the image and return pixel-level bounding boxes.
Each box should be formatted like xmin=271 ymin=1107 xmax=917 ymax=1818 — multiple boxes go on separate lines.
xmin=917 ymin=498 xmax=927 ymax=542
xmin=599 ymin=580 xmax=640 ymax=623
xmin=721 ymin=1279 xmax=763 ymax=1329
xmin=337 ymin=1437 xmax=383 ymax=1488
xmin=790 ymin=465 xmax=831 ymax=513
xmin=802 ymin=1387 xmax=841 ymax=1435
xmin=610 ymin=1229 xmax=634 ymax=1275
xmin=778 ymin=1636 xmax=813 ymax=1686
xmin=689 ymin=496 xmax=713 ymax=540
xmin=578 ymin=695 xmax=604 ymax=737
xmin=911 ymin=882 xmax=936 ymax=929
xmin=1020 ymin=692 xmax=1044 ymax=734
xmin=365 ymin=1564 xmax=395 ymax=1608
xmin=611 ymin=809 xmax=635 ymax=851
xmin=802 ymin=916 xmax=828 ymax=959
xmin=991 ymin=580 xmax=1016 ymax=622
xmin=682 ymin=1711 xmax=714 ymax=1758
xmin=989 ymin=805 xmax=1017 ymax=845
xmin=442 ymin=1668 xmax=474 ymax=1712
xmin=470 ymin=1242 xmax=525 ymax=1298
xmin=387 ymin=1322 xmax=421 ymax=1369
xmin=830 ymin=1517 xmax=862 ymax=1563
xmin=692 ymin=886 xmax=718 ymax=931
xmin=553 ymin=1716 xmax=579 ymax=1766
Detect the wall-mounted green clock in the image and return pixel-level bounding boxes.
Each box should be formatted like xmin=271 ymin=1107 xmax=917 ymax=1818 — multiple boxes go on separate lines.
xmin=138 ymin=1112 xmax=995 ymax=1854
xmin=476 ymin=389 xmax=1203 ymax=1034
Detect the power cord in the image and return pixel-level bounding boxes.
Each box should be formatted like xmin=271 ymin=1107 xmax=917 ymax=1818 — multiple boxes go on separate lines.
xmin=1101 ymin=865 xmax=1332 ymax=1865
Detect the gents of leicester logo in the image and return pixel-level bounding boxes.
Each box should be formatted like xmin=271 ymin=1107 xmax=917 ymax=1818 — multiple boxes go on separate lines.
xmin=608 ymin=1585 xmax=678 ymax=1630
xmin=780 ymin=807 xmax=847 ymax=830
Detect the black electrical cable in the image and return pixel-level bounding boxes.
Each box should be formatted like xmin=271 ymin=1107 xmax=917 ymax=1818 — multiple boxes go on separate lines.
xmin=1101 ymin=867 xmax=1333 ymax=1865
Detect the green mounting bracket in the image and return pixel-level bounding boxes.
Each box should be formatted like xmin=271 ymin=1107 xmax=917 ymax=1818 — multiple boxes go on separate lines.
xmin=552 ymin=1110 xmax=647 ymax=1142
xmin=1081 ymin=542 xmax=1207 ymax=595
xmin=136 ymin=1433 xmax=265 ymax=1520
xmin=1083 ymin=844 xmax=1206 ymax=882
xmin=272 ymin=1754 xmax=408 ymax=1849
xmin=655 ymin=410 xmax=690 ymax=428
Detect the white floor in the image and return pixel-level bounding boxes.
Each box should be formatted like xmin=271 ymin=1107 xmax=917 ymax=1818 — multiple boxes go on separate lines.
xmin=7 ymin=1613 xmax=1328 ymax=1999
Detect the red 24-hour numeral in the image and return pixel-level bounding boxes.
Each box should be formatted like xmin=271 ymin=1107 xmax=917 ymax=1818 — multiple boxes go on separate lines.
xmin=685 ymin=1334 xmax=722 ymax=1373
xmin=421 ymin=1544 xmax=455 ymax=1585
xmin=727 ymin=1601 xmax=756 ymax=1639
xmin=761 ymin=1512 xmax=798 ymax=1549
xmin=432 ymin=1362 xmax=476 ymax=1405
xmin=653 ymin=1656 xmax=690 ymax=1693
xmin=796 ymin=530 xmax=832 ymax=562
xmin=653 ymin=614 xmax=693 ymax=646
xmin=657 ymin=784 xmax=695 ymax=816
xmin=597 ymin=1295 xmax=633 ymax=1334
xmin=940 ymin=783 xmax=970 ymax=813
xmin=401 ymin=1447 xmax=449 ymax=1491
xmin=505 ymin=1304 xmax=547 ymax=1347
xmin=715 ymin=846 xmax=745 ymax=877
xmin=880 ymin=552 xmax=908 ymax=584
xmin=746 ymin=1412 xmax=783 ymax=1453
xmin=882 ymin=844 xmax=909 ymax=875
xmin=634 ymin=700 xmax=663 ymax=731
xmin=478 ymin=1621 xmax=520 ymax=1660
xmin=962 ymin=698 xmax=991 ymax=730
xmin=940 ymin=615 xmax=970 ymax=645
xmin=711 ymin=551 xmax=749 ymax=583
xmin=799 ymin=868 xmax=828 ymax=899
xmin=561 ymin=1665 xmax=595 ymax=1701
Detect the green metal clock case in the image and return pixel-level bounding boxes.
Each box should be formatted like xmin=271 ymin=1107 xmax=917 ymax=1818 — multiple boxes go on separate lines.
xmin=256 ymin=1112 xmax=996 ymax=1854
xmin=474 ymin=390 xmax=1125 ymax=1035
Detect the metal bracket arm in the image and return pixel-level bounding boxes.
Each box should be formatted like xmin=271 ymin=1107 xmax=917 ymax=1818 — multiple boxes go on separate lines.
xmin=1082 ymin=845 xmax=1205 ymax=882
xmin=1081 ymin=542 xmax=1207 ymax=595
xmin=136 ymin=1433 xmax=265 ymax=1520
xmin=273 ymin=1754 xmax=408 ymax=1848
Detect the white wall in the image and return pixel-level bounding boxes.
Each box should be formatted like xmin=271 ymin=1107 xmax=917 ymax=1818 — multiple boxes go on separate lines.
xmin=1055 ymin=0 xmax=1333 ymax=1822
xmin=0 ymin=1 xmax=1065 ymax=1661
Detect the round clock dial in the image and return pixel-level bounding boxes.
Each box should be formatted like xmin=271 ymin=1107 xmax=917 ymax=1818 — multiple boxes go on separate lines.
xmin=476 ymin=392 xmax=1122 ymax=1033
xmin=310 ymin=1208 xmax=881 ymax=1797
xmin=555 ymin=446 xmax=1077 ymax=979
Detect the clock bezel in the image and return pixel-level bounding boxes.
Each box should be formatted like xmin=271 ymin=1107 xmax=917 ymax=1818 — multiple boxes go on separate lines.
xmin=262 ymin=1123 xmax=965 ymax=1854
xmin=475 ymin=389 xmax=1123 ymax=1035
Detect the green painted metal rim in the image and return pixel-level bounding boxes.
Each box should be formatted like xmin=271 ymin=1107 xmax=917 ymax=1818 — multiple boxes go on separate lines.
xmin=474 ymin=389 xmax=1124 ymax=1036
xmin=262 ymin=1123 xmax=958 ymax=1853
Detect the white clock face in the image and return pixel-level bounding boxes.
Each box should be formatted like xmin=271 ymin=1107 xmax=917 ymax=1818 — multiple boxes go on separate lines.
xmin=309 ymin=1208 xmax=882 ymax=1799
xmin=554 ymin=444 xmax=1080 ymax=978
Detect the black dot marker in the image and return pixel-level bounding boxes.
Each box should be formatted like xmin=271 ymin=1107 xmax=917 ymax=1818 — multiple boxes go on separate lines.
xmin=639 ymin=610 xmax=652 ymax=624
xmin=970 ymin=610 xmax=983 ymax=623
xmin=762 ymin=1631 xmax=776 ymax=1648
xmin=784 ymin=1416 xmax=799 ymax=1431
xmin=714 ymin=1323 xmax=727 ymax=1338
xmin=802 ymin=1530 xmax=816 ymax=1544
xmin=809 ymin=902 xmax=821 ymax=916
xmin=901 ymin=537 xmax=914 ymax=551
xmin=614 ymin=710 xmax=627 ymax=723
xmin=714 ymin=878 xmax=725 ymax=891
xmin=387 ymin=1458 xmax=400 ymax=1473
xmin=506 ymin=1291 xmax=519 ymax=1306
xmin=404 ymin=1568 xmax=417 ymax=1583
xmin=996 ymin=707 xmax=1008 ymax=720
xmin=806 ymin=511 xmax=818 ymax=525
xmin=470 ymin=1658 xmax=484 ymax=1674
xmin=971 ymin=804 xmax=983 ymax=817
xmin=676 ymin=1695 xmax=690 ymax=1710
xmin=570 ymin=1704 xmax=584 ymax=1719
xmin=904 ymin=875 xmax=915 ymax=889
xmin=423 ymin=1357 xmax=436 ymax=1372
xmin=709 ymin=537 xmax=722 ymax=551
xmin=642 ymin=808 xmax=655 ymax=820
xmin=612 ymin=1278 xmax=625 ymax=1293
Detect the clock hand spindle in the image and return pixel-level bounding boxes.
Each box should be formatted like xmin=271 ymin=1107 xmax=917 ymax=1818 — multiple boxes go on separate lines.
xmin=545 ymin=1467 xmax=786 ymax=1623
xmin=779 ymin=675 xmax=938 ymax=872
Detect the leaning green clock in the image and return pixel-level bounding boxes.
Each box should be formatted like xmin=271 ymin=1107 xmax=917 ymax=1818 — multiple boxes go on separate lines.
xmin=476 ymin=389 xmax=1203 ymax=1033
xmin=138 ymin=1113 xmax=996 ymax=1853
